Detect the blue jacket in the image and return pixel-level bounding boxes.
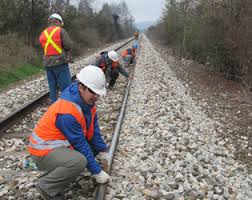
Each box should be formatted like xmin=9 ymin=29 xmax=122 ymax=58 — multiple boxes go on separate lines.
xmin=55 ymin=81 xmax=107 ymax=174
xmin=133 ymin=40 xmax=139 ymax=49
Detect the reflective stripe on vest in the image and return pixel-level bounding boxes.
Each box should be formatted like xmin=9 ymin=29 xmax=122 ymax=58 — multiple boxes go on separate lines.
xmin=29 ymin=132 xmax=71 ymax=150
xmin=28 ymin=99 xmax=96 ymax=156
xmin=43 ymin=27 xmax=62 ymax=55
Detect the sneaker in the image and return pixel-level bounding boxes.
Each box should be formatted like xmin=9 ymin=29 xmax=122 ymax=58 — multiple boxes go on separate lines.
xmin=36 ymin=184 xmax=64 ymax=200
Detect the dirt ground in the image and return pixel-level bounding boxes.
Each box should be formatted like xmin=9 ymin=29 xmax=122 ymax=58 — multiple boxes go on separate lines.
xmin=150 ymin=39 xmax=252 ymax=174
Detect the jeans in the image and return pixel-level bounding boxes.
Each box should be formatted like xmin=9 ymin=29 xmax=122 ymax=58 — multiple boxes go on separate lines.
xmin=46 ymin=63 xmax=71 ymax=103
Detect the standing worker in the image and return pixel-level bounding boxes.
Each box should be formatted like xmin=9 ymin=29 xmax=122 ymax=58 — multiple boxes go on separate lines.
xmin=28 ymin=65 xmax=110 ymax=200
xmin=94 ymin=50 xmax=128 ymax=90
xmin=134 ymin=31 xmax=139 ymax=40
xmin=39 ymin=13 xmax=73 ymax=103
xmin=132 ymin=39 xmax=139 ymax=50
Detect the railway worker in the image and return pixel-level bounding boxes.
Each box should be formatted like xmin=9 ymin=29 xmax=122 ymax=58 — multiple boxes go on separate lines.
xmin=134 ymin=31 xmax=139 ymax=40
xmin=132 ymin=39 xmax=139 ymax=50
xmin=28 ymin=65 xmax=110 ymax=200
xmin=39 ymin=13 xmax=73 ymax=104
xmin=121 ymin=44 xmax=138 ymax=68
xmin=94 ymin=50 xmax=128 ymax=90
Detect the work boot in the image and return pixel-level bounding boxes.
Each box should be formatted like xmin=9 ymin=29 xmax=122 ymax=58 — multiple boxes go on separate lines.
xmin=36 ymin=184 xmax=64 ymax=200
xmin=108 ymin=85 xmax=113 ymax=90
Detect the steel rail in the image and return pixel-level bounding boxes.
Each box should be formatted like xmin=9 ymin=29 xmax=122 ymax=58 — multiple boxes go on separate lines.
xmin=94 ymin=39 xmax=140 ymax=200
xmin=0 ymin=38 xmax=134 ymax=134
xmin=0 ymin=92 xmax=49 ymax=134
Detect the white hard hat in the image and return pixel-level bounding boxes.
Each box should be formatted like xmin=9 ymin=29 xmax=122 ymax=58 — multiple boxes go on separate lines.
xmin=108 ymin=51 xmax=119 ymax=62
xmin=76 ymin=65 xmax=106 ymax=96
xmin=49 ymin=13 xmax=63 ymax=23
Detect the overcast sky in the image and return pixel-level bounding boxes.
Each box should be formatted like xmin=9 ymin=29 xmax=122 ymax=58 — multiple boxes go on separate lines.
xmin=93 ymin=0 xmax=166 ymax=23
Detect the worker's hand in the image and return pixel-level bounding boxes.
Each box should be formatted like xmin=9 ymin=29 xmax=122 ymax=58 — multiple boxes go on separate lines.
xmin=67 ymin=55 xmax=74 ymax=63
xmin=97 ymin=152 xmax=110 ymax=172
xmin=93 ymin=170 xmax=110 ymax=184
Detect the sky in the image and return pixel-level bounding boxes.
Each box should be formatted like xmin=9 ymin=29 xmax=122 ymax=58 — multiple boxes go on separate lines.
xmin=93 ymin=0 xmax=166 ymax=23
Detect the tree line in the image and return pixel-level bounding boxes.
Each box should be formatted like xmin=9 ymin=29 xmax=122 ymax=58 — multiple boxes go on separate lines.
xmin=0 ymin=0 xmax=136 ymax=69
xmin=148 ymin=0 xmax=252 ymax=87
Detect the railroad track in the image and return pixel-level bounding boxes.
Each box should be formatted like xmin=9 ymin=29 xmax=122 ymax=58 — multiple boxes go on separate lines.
xmin=0 ymin=38 xmax=138 ymax=200
xmin=1 ymin=34 xmax=251 ymax=200
xmin=0 ymin=38 xmax=134 ymax=135
xmin=94 ymin=40 xmax=139 ymax=200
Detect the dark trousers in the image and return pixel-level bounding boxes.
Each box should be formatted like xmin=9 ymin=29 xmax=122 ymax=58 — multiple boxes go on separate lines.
xmin=109 ymin=69 xmax=119 ymax=87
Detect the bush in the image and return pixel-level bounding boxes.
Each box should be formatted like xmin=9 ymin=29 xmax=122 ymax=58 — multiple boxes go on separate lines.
xmin=0 ymin=33 xmax=38 ymax=70
xmin=71 ymin=28 xmax=101 ymax=56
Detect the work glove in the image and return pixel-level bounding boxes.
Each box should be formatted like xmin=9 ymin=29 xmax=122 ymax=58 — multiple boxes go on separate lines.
xmin=67 ymin=55 xmax=74 ymax=63
xmin=93 ymin=170 xmax=110 ymax=184
xmin=97 ymin=152 xmax=110 ymax=172
xmin=66 ymin=51 xmax=74 ymax=63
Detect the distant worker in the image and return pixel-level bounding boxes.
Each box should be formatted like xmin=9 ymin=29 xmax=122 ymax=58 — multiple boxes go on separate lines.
xmin=133 ymin=39 xmax=139 ymax=50
xmin=94 ymin=50 xmax=128 ymax=90
xmin=39 ymin=13 xmax=73 ymax=103
xmin=121 ymin=44 xmax=138 ymax=68
xmin=134 ymin=31 xmax=139 ymax=40
xmin=28 ymin=65 xmax=110 ymax=199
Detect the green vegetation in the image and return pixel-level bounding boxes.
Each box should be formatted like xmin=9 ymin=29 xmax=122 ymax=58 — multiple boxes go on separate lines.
xmin=0 ymin=0 xmax=136 ymax=56
xmin=0 ymin=0 xmax=137 ymax=91
xmin=0 ymin=63 xmax=43 ymax=91
xmin=148 ymin=0 xmax=252 ymax=85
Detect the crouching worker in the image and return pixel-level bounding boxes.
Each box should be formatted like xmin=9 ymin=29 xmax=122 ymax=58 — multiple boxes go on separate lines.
xmin=28 ymin=65 xmax=110 ymax=200
xmin=121 ymin=44 xmax=137 ymax=68
xmin=94 ymin=50 xmax=128 ymax=90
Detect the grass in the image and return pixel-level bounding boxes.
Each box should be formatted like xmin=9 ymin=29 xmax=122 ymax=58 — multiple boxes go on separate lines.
xmin=0 ymin=63 xmax=44 ymax=91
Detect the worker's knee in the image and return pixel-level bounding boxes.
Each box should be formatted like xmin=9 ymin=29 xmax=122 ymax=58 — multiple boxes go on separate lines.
xmin=75 ymin=154 xmax=87 ymax=172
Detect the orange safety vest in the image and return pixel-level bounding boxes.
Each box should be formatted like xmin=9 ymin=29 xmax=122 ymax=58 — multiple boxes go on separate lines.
xmin=28 ymin=99 xmax=96 ymax=157
xmin=39 ymin=26 xmax=63 ymax=56
xmin=121 ymin=49 xmax=136 ymax=58
xmin=121 ymin=50 xmax=129 ymax=58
